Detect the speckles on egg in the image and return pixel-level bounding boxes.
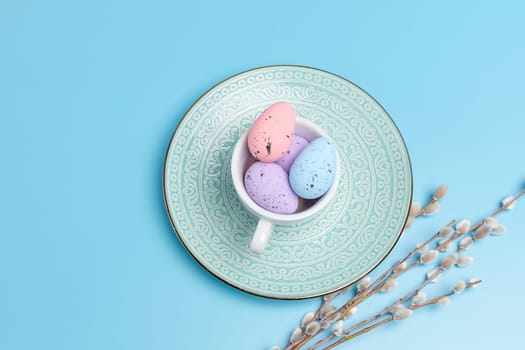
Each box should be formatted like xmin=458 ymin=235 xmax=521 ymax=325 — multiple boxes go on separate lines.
xmin=244 ymin=162 xmax=299 ymax=214
xmin=289 ymin=137 xmax=337 ymax=199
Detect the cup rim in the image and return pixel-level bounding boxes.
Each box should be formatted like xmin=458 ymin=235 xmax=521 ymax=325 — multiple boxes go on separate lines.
xmin=231 ymin=117 xmax=340 ymax=224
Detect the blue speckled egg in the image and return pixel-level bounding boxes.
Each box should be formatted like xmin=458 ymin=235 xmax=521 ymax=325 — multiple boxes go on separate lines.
xmin=244 ymin=162 xmax=299 ymax=214
xmin=289 ymin=137 xmax=337 ymax=199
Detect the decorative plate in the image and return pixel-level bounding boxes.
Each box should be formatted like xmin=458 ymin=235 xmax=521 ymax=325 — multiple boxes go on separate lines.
xmin=163 ymin=65 xmax=412 ymax=299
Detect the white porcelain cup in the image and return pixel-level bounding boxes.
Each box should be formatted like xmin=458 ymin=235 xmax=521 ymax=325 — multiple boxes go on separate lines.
xmin=231 ymin=117 xmax=340 ymax=254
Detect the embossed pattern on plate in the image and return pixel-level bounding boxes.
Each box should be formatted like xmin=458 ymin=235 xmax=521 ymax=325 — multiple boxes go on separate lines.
xmin=163 ymin=66 xmax=412 ymax=299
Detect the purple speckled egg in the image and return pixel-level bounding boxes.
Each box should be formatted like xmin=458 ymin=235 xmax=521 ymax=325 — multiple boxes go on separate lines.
xmin=276 ymin=135 xmax=309 ymax=173
xmin=244 ymin=162 xmax=298 ymax=214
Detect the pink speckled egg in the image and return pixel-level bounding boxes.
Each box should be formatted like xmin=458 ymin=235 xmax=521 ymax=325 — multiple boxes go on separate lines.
xmin=247 ymin=102 xmax=295 ymax=162
xmin=244 ymin=162 xmax=298 ymax=214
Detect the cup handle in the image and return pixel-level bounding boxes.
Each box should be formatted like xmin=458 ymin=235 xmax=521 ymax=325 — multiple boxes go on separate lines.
xmin=250 ymin=219 xmax=274 ymax=254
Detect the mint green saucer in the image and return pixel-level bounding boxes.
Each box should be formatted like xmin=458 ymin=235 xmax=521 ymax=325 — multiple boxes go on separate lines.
xmin=163 ymin=66 xmax=412 ymax=299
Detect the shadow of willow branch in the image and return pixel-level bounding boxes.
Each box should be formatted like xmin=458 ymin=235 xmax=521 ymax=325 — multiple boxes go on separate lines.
xmin=280 ymin=187 xmax=524 ymax=350
xmin=308 ymin=189 xmax=518 ymax=349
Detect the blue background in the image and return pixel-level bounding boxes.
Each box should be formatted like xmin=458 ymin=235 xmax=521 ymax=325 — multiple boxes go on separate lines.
xmin=1 ymin=1 xmax=524 ymax=349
